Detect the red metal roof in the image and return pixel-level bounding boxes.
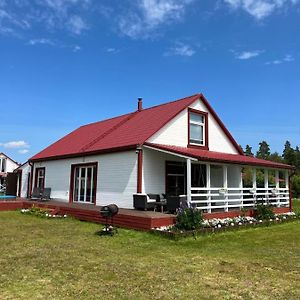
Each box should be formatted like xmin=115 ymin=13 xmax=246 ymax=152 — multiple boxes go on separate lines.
xmin=145 ymin=143 xmax=293 ymax=170
xmin=31 ymin=94 xmax=200 ymax=161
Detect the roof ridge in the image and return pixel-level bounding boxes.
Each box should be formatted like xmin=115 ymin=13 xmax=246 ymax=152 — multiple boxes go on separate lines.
xmin=80 ymin=111 xmax=138 ymax=152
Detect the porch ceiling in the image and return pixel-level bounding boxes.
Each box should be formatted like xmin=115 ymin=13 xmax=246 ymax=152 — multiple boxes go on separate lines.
xmin=144 ymin=143 xmax=294 ymax=170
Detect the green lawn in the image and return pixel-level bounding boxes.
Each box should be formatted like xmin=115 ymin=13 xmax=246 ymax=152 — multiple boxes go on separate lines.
xmin=0 ymin=209 xmax=300 ymax=299
xmin=293 ymin=198 xmax=300 ymax=213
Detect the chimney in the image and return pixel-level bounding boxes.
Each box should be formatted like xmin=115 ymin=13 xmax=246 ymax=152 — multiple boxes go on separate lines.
xmin=138 ymin=97 xmax=143 ymax=111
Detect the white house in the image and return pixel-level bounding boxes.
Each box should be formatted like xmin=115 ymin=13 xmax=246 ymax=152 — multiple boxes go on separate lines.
xmin=21 ymin=94 xmax=293 ymax=216
xmin=0 ymin=152 xmax=20 ymax=188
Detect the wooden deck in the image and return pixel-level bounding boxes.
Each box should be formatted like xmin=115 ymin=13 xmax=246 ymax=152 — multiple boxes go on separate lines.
xmin=0 ymin=199 xmax=290 ymax=230
xmin=0 ymin=199 xmax=176 ymax=230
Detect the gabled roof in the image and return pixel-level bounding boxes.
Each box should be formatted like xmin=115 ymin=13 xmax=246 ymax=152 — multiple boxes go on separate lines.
xmin=31 ymin=94 xmax=201 ymax=161
xmin=145 ymin=143 xmax=294 ymax=170
xmin=0 ymin=152 xmax=20 ymax=165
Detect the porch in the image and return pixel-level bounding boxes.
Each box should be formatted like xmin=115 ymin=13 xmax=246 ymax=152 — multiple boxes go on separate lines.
xmin=143 ymin=144 xmax=292 ymax=214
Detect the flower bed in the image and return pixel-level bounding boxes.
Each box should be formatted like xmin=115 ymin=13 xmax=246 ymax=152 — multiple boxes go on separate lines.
xmin=20 ymin=206 xmax=67 ymax=219
xmin=151 ymin=212 xmax=300 ymax=240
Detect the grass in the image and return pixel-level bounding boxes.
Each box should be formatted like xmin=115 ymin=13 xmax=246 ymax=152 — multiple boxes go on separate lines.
xmin=0 ymin=207 xmax=299 ymax=299
xmin=292 ymin=198 xmax=300 ymax=214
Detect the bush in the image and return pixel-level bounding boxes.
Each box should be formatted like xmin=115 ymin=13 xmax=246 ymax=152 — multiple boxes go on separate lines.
xmin=253 ymin=203 xmax=275 ymax=220
xmin=175 ymin=207 xmax=203 ymax=231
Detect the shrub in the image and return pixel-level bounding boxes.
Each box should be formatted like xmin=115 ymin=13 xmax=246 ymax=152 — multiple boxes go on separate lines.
xmin=253 ymin=203 xmax=275 ymax=220
xmin=175 ymin=207 xmax=203 ymax=231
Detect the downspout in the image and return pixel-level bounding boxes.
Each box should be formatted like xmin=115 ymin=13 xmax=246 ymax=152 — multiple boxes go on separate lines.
xmin=28 ymin=161 xmax=34 ymax=198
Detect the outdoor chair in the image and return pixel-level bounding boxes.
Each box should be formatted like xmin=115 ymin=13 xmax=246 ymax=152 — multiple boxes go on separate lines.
xmin=133 ymin=193 xmax=160 ymax=211
xmin=31 ymin=187 xmax=43 ymax=200
xmin=41 ymin=188 xmax=51 ymax=201
xmin=166 ymin=195 xmax=187 ymax=213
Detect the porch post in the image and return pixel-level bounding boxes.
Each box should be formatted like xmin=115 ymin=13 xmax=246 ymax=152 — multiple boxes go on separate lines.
xmin=264 ymin=169 xmax=269 ymax=204
xmin=186 ymin=158 xmax=192 ymax=206
xmin=285 ymin=170 xmax=290 ymax=210
xmin=223 ymin=165 xmax=228 ymax=212
xmin=206 ymin=163 xmax=211 ymax=213
xmin=275 ymin=170 xmax=280 ymax=207
xmin=239 ymin=167 xmax=243 ymax=209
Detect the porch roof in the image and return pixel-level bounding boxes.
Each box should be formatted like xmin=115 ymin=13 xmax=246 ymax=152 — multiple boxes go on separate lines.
xmin=145 ymin=143 xmax=294 ymax=170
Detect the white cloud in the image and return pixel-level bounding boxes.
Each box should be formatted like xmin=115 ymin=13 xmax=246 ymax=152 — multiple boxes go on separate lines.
xmin=118 ymin=0 xmax=194 ymax=39
xmin=72 ymin=45 xmax=81 ymax=52
xmin=0 ymin=0 xmax=91 ymax=36
xmin=0 ymin=140 xmax=30 ymax=149
xmin=67 ymin=15 xmax=88 ymax=35
xmin=224 ymin=0 xmax=300 ymax=19
xmin=165 ymin=43 xmax=196 ymax=57
xmin=18 ymin=149 xmax=29 ymax=154
xmin=265 ymin=54 xmax=295 ymax=64
xmin=28 ymin=38 xmax=55 ymax=46
xmin=235 ymin=50 xmax=263 ymax=59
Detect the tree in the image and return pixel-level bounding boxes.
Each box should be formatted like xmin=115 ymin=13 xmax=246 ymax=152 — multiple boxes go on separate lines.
xmin=244 ymin=145 xmax=254 ymax=157
xmin=269 ymin=152 xmax=284 ymax=163
xmin=282 ymin=141 xmax=295 ymax=166
xmin=256 ymin=141 xmax=270 ymax=160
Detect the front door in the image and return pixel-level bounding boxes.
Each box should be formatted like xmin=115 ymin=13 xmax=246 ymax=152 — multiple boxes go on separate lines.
xmin=72 ymin=164 xmax=97 ymax=203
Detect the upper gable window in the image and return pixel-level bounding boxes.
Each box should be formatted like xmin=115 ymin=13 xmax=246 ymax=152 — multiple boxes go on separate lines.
xmin=189 ymin=109 xmax=208 ymax=148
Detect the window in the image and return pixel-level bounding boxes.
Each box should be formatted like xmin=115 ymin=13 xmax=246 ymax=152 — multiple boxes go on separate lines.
xmin=188 ymin=109 xmax=208 ymax=148
xmin=0 ymin=158 xmax=6 ymax=172
xmin=71 ymin=163 xmax=97 ymax=203
xmin=35 ymin=168 xmax=45 ymax=188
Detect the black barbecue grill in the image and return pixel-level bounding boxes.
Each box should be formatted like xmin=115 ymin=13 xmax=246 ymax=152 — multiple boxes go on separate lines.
xmin=99 ymin=204 xmax=119 ymax=236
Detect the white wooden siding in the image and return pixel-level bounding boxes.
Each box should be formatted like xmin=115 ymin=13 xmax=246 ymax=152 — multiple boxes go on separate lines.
xmin=142 ymin=147 xmax=184 ymax=195
xmin=18 ymin=162 xmax=30 ymax=198
xmin=32 ymin=151 xmax=137 ymax=208
xmin=0 ymin=154 xmax=19 ymax=173
xmin=147 ymin=98 xmax=239 ymax=154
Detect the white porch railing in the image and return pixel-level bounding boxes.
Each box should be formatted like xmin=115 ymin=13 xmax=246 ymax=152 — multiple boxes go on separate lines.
xmin=189 ymin=187 xmax=289 ymax=213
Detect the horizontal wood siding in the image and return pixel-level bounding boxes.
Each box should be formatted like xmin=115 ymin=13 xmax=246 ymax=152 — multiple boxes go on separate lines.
xmin=148 ymin=98 xmax=239 ymax=155
xmin=31 ymin=151 xmax=137 ymax=208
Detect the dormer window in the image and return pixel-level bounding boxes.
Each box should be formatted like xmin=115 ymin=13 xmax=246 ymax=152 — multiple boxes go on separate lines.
xmin=188 ymin=109 xmax=208 ymax=149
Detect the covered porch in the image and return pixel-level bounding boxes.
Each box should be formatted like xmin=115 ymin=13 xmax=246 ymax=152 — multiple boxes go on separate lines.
xmin=143 ymin=143 xmax=293 ymax=214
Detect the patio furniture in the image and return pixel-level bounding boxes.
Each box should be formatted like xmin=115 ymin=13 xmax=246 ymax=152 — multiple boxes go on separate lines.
xmin=31 ymin=187 xmax=51 ymax=201
xmin=133 ymin=193 xmax=160 ymax=211
xmin=154 ymin=200 xmax=167 ymax=213
xmin=31 ymin=187 xmax=43 ymax=200
xmin=166 ymin=195 xmax=187 ymax=213
xmin=41 ymin=188 xmax=51 ymax=201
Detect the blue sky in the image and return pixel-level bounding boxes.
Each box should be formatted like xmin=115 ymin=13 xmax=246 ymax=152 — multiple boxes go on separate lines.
xmin=0 ymin=0 xmax=299 ymax=163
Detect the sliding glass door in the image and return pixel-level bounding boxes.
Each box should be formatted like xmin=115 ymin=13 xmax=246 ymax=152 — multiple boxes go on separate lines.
xmin=73 ymin=164 xmax=97 ymax=203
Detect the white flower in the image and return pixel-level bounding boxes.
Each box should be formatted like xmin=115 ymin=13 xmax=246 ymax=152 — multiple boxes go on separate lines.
xmin=217 ymin=224 xmax=222 ymax=228
xmin=249 ymin=221 xmax=253 ymax=224
xmin=259 ymin=220 xmax=263 ymax=223
xmin=230 ymin=223 xmax=234 ymax=226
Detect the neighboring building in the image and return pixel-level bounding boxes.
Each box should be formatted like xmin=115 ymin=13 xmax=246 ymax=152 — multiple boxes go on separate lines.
xmin=0 ymin=152 xmax=20 ymax=187
xmin=24 ymin=94 xmax=293 ymax=215
xmin=15 ymin=162 xmax=30 ymax=198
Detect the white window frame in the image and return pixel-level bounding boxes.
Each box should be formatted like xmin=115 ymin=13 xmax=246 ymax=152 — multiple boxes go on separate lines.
xmin=189 ymin=111 xmax=205 ymax=146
